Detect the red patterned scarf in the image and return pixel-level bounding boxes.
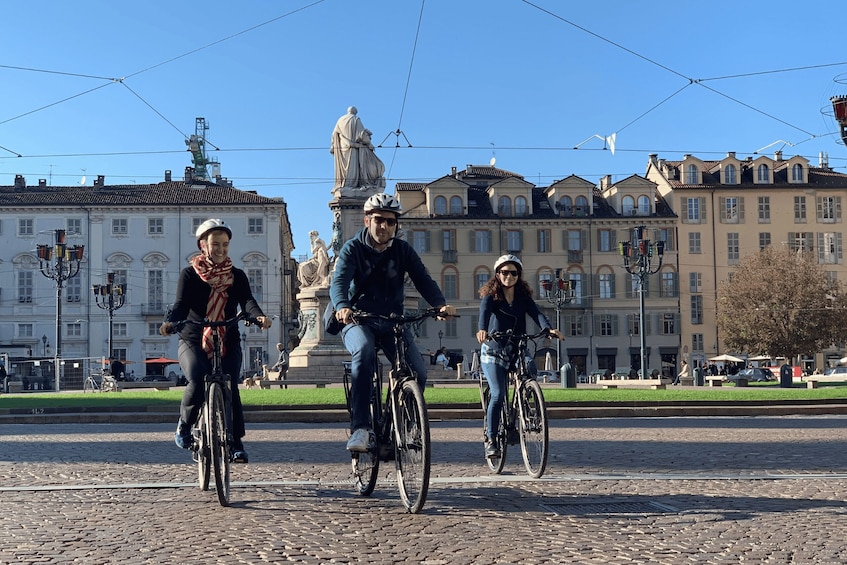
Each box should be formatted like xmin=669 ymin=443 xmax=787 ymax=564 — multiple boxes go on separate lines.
xmin=191 ymin=254 xmax=234 ymax=359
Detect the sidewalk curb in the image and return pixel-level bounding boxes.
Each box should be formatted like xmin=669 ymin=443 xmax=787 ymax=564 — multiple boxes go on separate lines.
xmin=2 ymin=401 xmax=847 ymax=424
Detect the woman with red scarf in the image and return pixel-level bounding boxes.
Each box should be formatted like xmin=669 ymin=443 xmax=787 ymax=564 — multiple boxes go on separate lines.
xmin=160 ymin=219 xmax=271 ymax=463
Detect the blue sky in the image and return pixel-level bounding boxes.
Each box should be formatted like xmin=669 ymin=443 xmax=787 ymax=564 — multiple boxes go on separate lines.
xmin=3 ymin=0 xmax=847 ymax=257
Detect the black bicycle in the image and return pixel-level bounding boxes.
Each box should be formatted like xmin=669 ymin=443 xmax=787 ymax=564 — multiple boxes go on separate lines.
xmin=479 ymin=329 xmax=550 ymax=478
xmin=342 ymin=307 xmax=447 ymax=513
xmin=168 ymin=312 xmax=261 ymax=506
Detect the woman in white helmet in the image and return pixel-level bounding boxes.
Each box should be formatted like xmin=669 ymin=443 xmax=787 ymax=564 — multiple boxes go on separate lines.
xmin=476 ymin=254 xmax=563 ymax=459
xmin=160 ymin=219 xmax=272 ymax=463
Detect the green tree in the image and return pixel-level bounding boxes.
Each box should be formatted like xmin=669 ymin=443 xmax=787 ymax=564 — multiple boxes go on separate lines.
xmin=717 ymin=245 xmax=847 ymax=359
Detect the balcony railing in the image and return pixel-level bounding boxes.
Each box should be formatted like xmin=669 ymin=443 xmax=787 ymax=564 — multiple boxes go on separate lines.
xmin=141 ymin=303 xmax=167 ymax=316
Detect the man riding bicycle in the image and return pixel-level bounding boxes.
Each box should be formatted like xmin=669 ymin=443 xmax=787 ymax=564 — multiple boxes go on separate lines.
xmin=330 ymin=193 xmax=455 ymax=452
xmin=160 ymin=218 xmax=271 ymax=463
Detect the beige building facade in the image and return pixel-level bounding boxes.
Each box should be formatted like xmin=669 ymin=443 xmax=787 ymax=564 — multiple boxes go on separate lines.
xmin=396 ymin=164 xmax=680 ymax=380
xmin=647 ymin=151 xmax=847 ymax=372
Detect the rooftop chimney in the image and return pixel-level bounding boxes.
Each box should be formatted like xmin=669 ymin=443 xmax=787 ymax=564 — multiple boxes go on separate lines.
xmin=14 ymin=174 xmax=25 ymax=189
xmin=38 ymin=179 xmax=47 ymax=187
xmin=164 ymin=170 xmax=172 ymax=182
xmin=94 ymin=175 xmax=105 ymax=187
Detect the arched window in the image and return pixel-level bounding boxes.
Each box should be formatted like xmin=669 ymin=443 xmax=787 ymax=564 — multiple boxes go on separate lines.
xmin=622 ymin=195 xmax=635 ymax=216
xmin=723 ymin=164 xmax=737 ymax=184
xmin=791 ymin=163 xmax=804 ymax=182
xmin=757 ymin=164 xmax=770 ymax=183
xmin=449 ymin=196 xmax=463 ymax=215
xmin=498 ymin=196 xmax=511 ymax=216
xmin=558 ymin=196 xmax=572 ymax=215
xmin=514 ymin=196 xmax=528 ymax=216
xmin=685 ymin=164 xmax=699 ymax=184
xmin=434 ymin=196 xmax=447 ymax=215
xmin=474 ymin=268 xmax=491 ymax=294
xmin=637 ymin=195 xmax=650 ymax=215
xmin=574 ymin=195 xmax=589 ymax=216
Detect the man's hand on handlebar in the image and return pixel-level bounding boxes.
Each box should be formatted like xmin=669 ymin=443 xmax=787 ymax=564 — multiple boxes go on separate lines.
xmin=436 ymin=304 xmax=456 ymax=320
xmin=159 ymin=322 xmax=174 ymax=336
xmin=255 ymin=316 xmax=272 ymax=330
xmin=548 ymin=328 xmax=564 ymax=341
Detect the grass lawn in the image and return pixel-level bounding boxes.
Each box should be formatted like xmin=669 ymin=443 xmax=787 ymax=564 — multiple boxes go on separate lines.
xmin=2 ymin=382 xmax=847 ymax=411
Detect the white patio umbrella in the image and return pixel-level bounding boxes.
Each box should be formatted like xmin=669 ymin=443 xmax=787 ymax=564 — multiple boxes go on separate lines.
xmin=708 ymin=354 xmax=744 ymax=363
xmin=544 ymin=351 xmax=554 ymax=371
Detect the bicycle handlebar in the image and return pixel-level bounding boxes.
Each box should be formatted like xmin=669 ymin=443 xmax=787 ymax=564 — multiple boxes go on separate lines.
xmin=350 ymin=307 xmax=458 ymax=325
xmin=166 ymin=312 xmax=262 ymax=334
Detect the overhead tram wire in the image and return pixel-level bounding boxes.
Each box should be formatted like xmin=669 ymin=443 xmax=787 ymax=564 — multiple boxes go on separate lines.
xmin=380 ymin=0 xmax=426 ymax=179
xmin=520 ymin=0 xmax=831 ymax=150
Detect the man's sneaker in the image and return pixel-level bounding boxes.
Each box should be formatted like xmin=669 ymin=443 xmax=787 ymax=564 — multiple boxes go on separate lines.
xmin=232 ymin=439 xmax=248 ymax=464
xmin=484 ymin=438 xmax=500 ymax=459
xmin=346 ymin=428 xmax=372 ymax=452
xmin=174 ymin=419 xmax=191 ymax=450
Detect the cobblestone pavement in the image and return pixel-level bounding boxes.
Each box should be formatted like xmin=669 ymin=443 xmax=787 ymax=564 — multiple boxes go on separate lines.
xmin=1 ymin=415 xmax=846 ymax=564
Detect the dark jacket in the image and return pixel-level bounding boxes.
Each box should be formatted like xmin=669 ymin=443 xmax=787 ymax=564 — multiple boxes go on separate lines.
xmin=167 ymin=265 xmax=265 ymax=350
xmin=330 ymin=227 xmax=446 ymax=315
xmin=478 ymin=294 xmax=552 ymax=336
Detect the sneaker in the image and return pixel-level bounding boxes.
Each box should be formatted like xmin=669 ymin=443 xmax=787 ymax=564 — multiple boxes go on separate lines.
xmin=346 ymin=428 xmax=372 ymax=452
xmin=484 ymin=438 xmax=500 ymax=459
xmin=174 ymin=419 xmax=191 ymax=450
xmin=232 ymin=439 xmax=248 ymax=464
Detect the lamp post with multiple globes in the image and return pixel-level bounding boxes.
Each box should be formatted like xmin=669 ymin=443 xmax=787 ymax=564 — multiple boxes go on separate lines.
xmin=92 ymin=272 xmax=126 ymax=363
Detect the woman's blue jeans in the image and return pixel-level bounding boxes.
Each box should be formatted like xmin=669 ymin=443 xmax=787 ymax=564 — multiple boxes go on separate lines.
xmin=341 ymin=320 xmax=428 ymax=431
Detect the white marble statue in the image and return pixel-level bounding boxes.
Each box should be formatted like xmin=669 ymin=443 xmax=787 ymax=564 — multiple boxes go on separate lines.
xmin=330 ymin=106 xmax=386 ymax=196
xmin=297 ymin=230 xmax=331 ymax=289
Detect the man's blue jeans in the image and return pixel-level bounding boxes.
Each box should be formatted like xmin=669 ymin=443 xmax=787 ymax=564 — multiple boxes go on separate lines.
xmin=341 ymin=320 xmax=429 ymax=431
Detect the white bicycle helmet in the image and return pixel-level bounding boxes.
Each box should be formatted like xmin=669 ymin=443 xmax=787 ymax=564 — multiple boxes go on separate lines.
xmin=494 ymin=254 xmax=523 ymax=273
xmin=363 ymin=193 xmax=402 ymax=215
xmin=195 ymin=218 xmax=232 ymax=249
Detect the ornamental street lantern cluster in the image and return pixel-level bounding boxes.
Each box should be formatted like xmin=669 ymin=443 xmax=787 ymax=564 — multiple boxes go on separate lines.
xmin=618 ymin=226 xmax=664 ymax=381
xmin=93 ymin=272 xmax=127 ymax=361
xmin=37 ymin=229 xmax=85 ymax=390
xmin=831 ymin=96 xmax=847 ymax=146
xmin=541 ymin=269 xmax=575 ymax=371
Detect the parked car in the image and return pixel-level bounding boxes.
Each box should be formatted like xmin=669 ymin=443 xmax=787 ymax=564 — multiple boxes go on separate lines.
xmin=728 ymin=367 xmax=775 ymax=383
xmin=823 ymin=366 xmax=847 ymax=377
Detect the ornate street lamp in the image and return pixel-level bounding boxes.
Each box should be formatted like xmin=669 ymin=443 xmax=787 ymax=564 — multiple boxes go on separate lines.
xmin=541 ymin=269 xmax=574 ymax=371
xmin=619 ymin=226 xmax=664 ymax=381
xmin=92 ymin=272 xmax=126 ymax=361
xmin=37 ymin=229 xmax=84 ymax=390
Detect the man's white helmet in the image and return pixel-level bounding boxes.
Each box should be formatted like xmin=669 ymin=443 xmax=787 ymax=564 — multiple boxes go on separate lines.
xmin=195 ymin=219 xmax=232 ymax=249
xmin=363 ymin=193 xmax=402 ymax=215
xmin=494 ymin=254 xmax=523 ymax=273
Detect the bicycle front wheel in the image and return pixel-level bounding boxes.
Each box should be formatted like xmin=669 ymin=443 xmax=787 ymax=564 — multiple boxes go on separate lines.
xmin=517 ymin=379 xmax=549 ymax=478
xmin=395 ymin=380 xmax=430 ymax=513
xmin=83 ymin=378 xmax=97 ymax=393
xmin=209 ymin=382 xmax=232 ymax=506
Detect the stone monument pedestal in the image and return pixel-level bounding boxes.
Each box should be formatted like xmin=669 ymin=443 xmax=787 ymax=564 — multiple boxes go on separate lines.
xmin=287 ymin=286 xmax=350 ymax=382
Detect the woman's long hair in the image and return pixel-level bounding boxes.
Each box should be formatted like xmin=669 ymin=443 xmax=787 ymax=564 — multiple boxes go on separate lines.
xmin=478 ymin=273 xmax=534 ymax=302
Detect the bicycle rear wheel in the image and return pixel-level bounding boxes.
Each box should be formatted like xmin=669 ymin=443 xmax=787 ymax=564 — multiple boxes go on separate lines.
xmin=83 ymin=377 xmax=97 ymax=393
xmin=479 ymin=383 xmax=507 ymax=474
xmin=395 ymin=379 xmax=430 ymax=513
xmin=209 ymin=382 xmax=232 ymax=506
xmin=352 ymin=381 xmax=380 ymax=496
xmin=195 ymin=413 xmax=210 ymax=491
xmin=517 ymin=378 xmax=549 ymax=478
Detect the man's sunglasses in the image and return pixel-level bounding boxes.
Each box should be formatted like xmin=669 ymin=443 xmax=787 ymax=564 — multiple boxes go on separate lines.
xmin=498 ymin=270 xmax=519 ymax=277
xmin=370 ymin=216 xmax=398 ymax=227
